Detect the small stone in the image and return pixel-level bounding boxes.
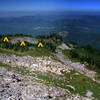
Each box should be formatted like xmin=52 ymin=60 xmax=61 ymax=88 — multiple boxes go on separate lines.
xmin=74 ymin=73 xmax=80 ymax=75
xmin=86 ymin=91 xmax=93 ymax=97
xmin=6 ymin=59 xmax=11 ymax=63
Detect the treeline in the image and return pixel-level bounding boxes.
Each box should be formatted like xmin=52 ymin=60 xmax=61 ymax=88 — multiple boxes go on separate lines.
xmin=64 ymin=45 xmax=100 ymax=72
xmin=0 ymin=34 xmax=33 ymax=51
xmin=0 ymin=41 xmax=32 ymax=52
xmin=38 ymin=33 xmax=63 ymax=52
xmin=0 ymin=33 xmax=63 ymax=52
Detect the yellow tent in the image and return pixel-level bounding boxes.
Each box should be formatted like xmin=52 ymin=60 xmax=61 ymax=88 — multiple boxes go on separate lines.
xmin=20 ymin=41 xmax=26 ymax=46
xmin=4 ymin=37 xmax=9 ymax=42
xmin=38 ymin=42 xmax=43 ymax=47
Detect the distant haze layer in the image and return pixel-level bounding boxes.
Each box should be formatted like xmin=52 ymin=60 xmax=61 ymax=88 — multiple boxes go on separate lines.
xmin=0 ymin=12 xmax=100 ymax=49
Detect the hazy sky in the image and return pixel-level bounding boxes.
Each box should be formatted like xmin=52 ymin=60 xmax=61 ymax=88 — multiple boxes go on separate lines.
xmin=0 ymin=0 xmax=100 ymax=16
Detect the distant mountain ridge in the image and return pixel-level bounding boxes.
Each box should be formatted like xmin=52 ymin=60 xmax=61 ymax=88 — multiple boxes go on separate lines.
xmin=0 ymin=14 xmax=100 ymax=49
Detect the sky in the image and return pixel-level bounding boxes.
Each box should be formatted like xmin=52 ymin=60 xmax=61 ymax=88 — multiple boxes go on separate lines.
xmin=0 ymin=0 xmax=100 ymax=16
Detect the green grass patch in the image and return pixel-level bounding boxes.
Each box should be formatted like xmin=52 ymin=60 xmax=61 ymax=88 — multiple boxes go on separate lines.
xmin=36 ymin=70 xmax=100 ymax=99
xmin=62 ymin=70 xmax=100 ymax=98
xmin=0 ymin=47 xmax=52 ymax=57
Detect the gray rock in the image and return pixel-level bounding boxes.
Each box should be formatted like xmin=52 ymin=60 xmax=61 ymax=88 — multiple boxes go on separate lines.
xmin=57 ymin=43 xmax=71 ymax=50
xmin=86 ymin=91 xmax=93 ymax=97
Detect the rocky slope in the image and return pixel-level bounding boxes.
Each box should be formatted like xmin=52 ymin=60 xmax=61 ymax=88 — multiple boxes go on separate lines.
xmin=55 ymin=44 xmax=96 ymax=79
xmin=0 ymin=53 xmax=72 ymax=75
xmin=0 ymin=67 xmax=68 ymax=100
xmin=0 ymin=41 xmax=99 ymax=100
xmin=0 ymin=62 xmax=92 ymax=100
